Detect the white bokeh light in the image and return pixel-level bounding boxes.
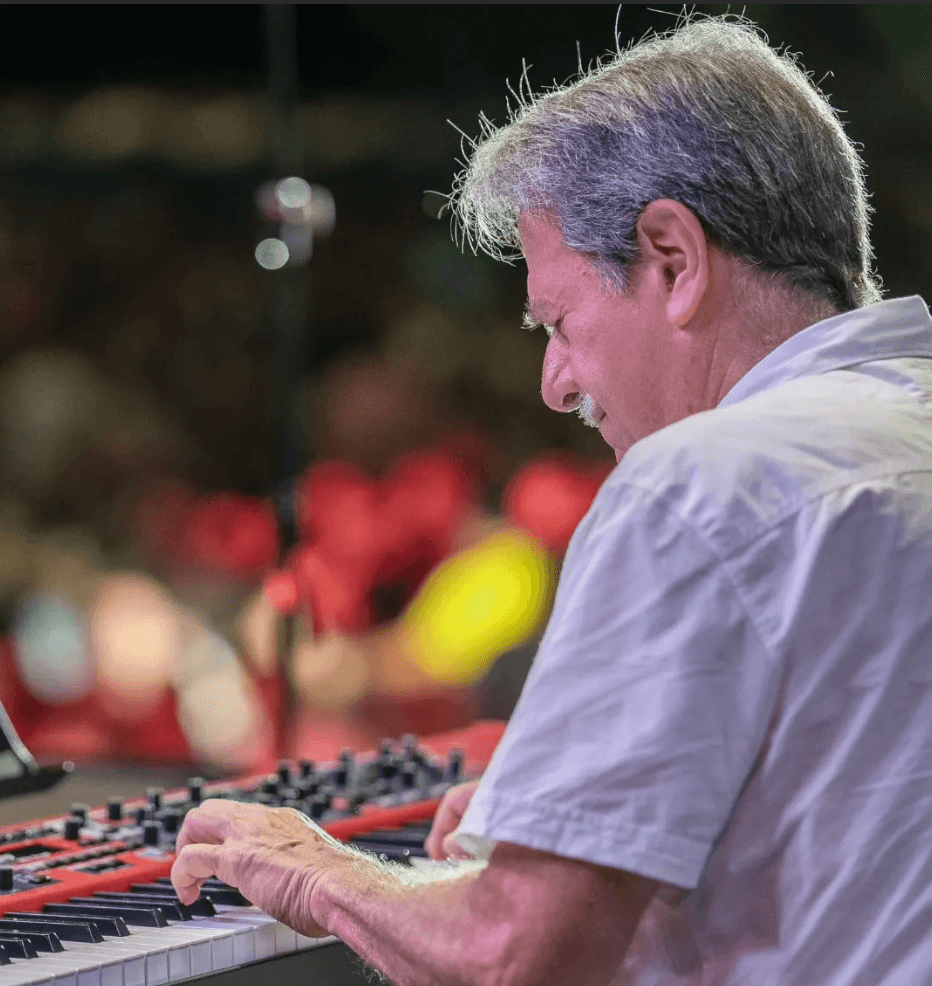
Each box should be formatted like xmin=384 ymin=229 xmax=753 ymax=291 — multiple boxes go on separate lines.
xmin=254 ymin=237 xmax=289 ymax=270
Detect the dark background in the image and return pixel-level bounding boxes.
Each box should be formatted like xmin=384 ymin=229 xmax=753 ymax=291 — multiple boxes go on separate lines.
xmin=0 ymin=5 xmax=928 ymax=498
xmin=0 ymin=5 xmax=928 ymax=782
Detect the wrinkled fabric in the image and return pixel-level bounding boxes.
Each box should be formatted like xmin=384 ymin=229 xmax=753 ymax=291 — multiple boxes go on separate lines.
xmin=458 ymin=297 xmax=932 ymax=985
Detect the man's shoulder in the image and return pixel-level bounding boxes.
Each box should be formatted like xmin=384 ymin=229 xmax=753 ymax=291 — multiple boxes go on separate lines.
xmin=610 ymin=368 xmax=931 ymax=556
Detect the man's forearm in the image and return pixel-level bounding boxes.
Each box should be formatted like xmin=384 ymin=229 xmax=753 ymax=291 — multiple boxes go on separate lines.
xmin=313 ymin=856 xmax=505 ymax=986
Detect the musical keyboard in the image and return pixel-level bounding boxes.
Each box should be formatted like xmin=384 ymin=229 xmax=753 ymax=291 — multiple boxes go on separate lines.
xmin=0 ymin=720 xmax=505 ymax=984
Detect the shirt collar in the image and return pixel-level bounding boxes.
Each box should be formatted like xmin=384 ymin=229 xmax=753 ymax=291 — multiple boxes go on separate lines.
xmin=719 ymin=295 xmax=932 ymax=408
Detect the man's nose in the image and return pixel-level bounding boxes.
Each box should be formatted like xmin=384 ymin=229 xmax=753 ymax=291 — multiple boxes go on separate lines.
xmin=540 ymin=335 xmax=581 ymax=413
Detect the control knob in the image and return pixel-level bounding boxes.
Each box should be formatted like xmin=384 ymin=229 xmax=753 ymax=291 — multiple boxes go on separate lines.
xmin=143 ymin=821 xmax=160 ymax=847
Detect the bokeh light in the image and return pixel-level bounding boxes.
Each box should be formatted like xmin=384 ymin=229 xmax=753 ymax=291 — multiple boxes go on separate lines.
xmin=90 ymin=573 xmax=181 ymax=721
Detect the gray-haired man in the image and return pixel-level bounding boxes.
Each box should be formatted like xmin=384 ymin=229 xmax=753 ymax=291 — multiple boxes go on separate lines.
xmin=173 ymin=15 xmax=932 ymax=985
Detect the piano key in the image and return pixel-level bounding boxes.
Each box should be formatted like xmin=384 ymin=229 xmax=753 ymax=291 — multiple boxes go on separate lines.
xmin=0 ymin=934 xmax=40 ymax=958
xmin=354 ymin=826 xmax=433 ymax=847
xmin=124 ymin=885 xmax=217 ymax=917
xmin=31 ymin=912 xmax=130 ymax=938
xmin=0 ymin=941 xmax=108 ymax=986
xmin=84 ymin=894 xmax=192 ymax=921
xmin=0 ymin=922 xmax=64 ymax=952
xmin=44 ymin=902 xmax=169 ymax=928
xmin=153 ymin=876 xmax=250 ymax=906
xmin=0 ymin=967 xmax=55 ymax=986
xmin=0 ymin=915 xmax=103 ymax=943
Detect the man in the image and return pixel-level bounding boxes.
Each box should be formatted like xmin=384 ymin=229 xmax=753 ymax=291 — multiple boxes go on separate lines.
xmin=172 ymin=14 xmax=932 ymax=985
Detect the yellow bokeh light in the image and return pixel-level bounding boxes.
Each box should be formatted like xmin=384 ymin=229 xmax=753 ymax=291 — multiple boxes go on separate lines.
xmin=400 ymin=529 xmax=555 ymax=685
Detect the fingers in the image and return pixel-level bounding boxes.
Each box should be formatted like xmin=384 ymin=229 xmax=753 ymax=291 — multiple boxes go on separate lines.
xmin=174 ymin=798 xmax=238 ymax=857
xmin=424 ymin=780 xmax=480 ymax=860
xmin=171 ymin=843 xmax=230 ymax=905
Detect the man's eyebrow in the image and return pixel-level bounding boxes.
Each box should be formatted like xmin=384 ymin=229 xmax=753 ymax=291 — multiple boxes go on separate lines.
xmin=522 ymin=298 xmax=558 ymax=330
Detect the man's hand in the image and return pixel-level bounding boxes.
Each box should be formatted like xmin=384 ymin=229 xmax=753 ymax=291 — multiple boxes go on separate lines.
xmin=171 ymin=799 xmax=348 ymax=938
xmin=424 ymin=780 xmax=480 ymax=860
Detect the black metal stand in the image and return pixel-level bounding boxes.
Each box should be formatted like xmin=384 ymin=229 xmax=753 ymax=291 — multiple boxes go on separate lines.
xmin=262 ymin=4 xmax=334 ymax=759
xmin=0 ymin=701 xmax=72 ymax=800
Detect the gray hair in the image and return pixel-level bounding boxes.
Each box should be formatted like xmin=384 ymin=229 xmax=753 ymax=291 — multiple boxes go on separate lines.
xmin=447 ymin=12 xmax=882 ymax=311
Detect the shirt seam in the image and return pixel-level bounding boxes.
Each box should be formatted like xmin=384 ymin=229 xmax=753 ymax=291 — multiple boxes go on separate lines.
xmin=600 ymin=464 xmax=931 ymax=659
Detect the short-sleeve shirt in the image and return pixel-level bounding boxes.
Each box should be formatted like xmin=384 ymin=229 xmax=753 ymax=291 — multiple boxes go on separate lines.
xmin=457 ymin=296 xmax=932 ymax=985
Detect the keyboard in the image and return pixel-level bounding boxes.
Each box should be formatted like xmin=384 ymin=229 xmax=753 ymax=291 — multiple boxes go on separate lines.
xmin=0 ymin=720 xmax=505 ymax=985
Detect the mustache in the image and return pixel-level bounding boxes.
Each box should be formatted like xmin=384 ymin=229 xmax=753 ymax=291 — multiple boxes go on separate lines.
xmin=576 ymin=394 xmax=601 ymax=429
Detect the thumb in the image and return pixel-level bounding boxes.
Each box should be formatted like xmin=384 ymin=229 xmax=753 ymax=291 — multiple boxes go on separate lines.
xmin=442 ymin=831 xmax=474 ymax=861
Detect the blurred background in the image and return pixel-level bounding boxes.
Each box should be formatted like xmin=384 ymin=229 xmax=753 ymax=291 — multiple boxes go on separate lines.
xmin=0 ymin=5 xmax=928 ymax=817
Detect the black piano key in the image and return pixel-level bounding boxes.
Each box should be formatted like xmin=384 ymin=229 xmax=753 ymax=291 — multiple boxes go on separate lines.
xmin=0 ymin=921 xmax=63 ymax=952
xmin=26 ymin=909 xmax=131 ymax=937
xmin=0 ymin=914 xmax=103 ymax=943
xmin=0 ymin=935 xmax=39 ymax=959
xmin=354 ymin=827 xmax=431 ymax=847
xmin=44 ymin=901 xmax=168 ymax=928
xmin=126 ymin=885 xmax=217 ymax=916
xmin=349 ymin=841 xmax=424 ymax=862
xmin=90 ymin=892 xmax=193 ymax=921
xmin=153 ymin=876 xmax=250 ymax=906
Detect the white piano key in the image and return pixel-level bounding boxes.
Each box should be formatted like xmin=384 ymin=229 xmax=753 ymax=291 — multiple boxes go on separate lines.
xmin=3 ymin=945 xmax=103 ymax=986
xmin=0 ymin=909 xmax=339 ymax=986
xmin=0 ymin=960 xmax=56 ymax=986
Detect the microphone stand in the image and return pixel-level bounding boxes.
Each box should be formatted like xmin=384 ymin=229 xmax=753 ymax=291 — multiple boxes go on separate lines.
xmin=261 ymin=3 xmax=334 ymax=759
xmin=0 ymin=701 xmax=73 ymax=800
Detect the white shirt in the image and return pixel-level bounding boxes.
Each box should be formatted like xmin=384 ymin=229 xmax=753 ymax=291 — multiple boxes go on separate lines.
xmin=458 ymin=296 xmax=932 ymax=985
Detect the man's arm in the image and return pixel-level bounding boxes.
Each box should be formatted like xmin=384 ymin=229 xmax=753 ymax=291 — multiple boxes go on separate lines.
xmin=319 ymin=839 xmax=658 ymax=986
xmin=171 ymin=800 xmax=659 ymax=986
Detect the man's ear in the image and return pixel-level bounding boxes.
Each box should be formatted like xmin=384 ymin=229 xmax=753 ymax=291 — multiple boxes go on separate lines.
xmin=635 ymin=199 xmax=709 ymax=328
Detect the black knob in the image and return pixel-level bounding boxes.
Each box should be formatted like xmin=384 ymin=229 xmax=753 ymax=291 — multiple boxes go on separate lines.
xmin=161 ymin=811 xmax=181 ymax=835
xmin=70 ymin=803 xmax=89 ymax=822
xmin=333 ymin=749 xmax=354 ymax=787
xmin=308 ymin=792 xmax=331 ymax=820
xmin=297 ymin=776 xmax=320 ymax=797
xmin=64 ymin=816 xmax=82 ymax=840
xmin=0 ymin=867 xmax=13 ymax=891
xmin=134 ymin=806 xmax=148 ymax=826
xmin=277 ymin=762 xmax=292 ymax=786
xmin=401 ymin=763 xmax=419 ymax=789
xmin=107 ymin=799 xmax=123 ymax=822
xmin=299 ymin=759 xmax=316 ymax=779
xmin=261 ymin=775 xmax=279 ymax=796
xmin=188 ymin=778 xmax=204 ymax=804
xmin=147 ymin=788 xmax=163 ymax=811
xmin=347 ymin=791 xmax=369 ymax=814
xmin=445 ymin=748 xmax=464 ymax=782
xmin=142 ymin=821 xmax=160 ymax=847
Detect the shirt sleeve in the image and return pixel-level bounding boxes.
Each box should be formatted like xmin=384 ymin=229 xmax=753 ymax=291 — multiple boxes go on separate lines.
xmin=457 ymin=479 xmax=780 ymax=889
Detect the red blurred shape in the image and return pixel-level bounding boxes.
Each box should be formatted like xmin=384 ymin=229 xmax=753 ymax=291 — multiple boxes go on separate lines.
xmin=290 ymin=544 xmax=371 ymax=633
xmin=503 ymin=454 xmax=608 ymax=556
xmin=186 ymin=493 xmax=278 ymax=577
xmin=262 ymin=569 xmax=300 ymax=614
xmin=377 ymin=450 xmax=475 ymax=571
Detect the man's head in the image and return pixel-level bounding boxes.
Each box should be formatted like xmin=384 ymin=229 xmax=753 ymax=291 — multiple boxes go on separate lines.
xmin=449 ymin=14 xmax=883 ymax=458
